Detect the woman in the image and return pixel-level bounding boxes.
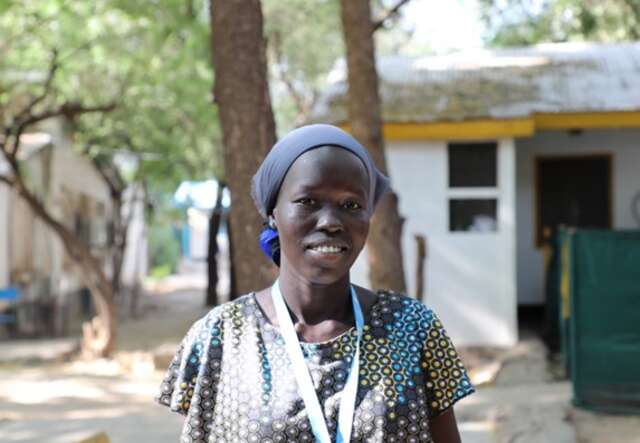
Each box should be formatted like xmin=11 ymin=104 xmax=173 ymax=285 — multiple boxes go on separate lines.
xmin=158 ymin=124 xmax=474 ymax=442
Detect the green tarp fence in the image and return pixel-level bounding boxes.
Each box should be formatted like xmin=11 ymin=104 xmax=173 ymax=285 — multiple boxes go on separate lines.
xmin=554 ymin=228 xmax=640 ymax=414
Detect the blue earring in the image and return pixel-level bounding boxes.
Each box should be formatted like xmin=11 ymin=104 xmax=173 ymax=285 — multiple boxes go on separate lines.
xmin=259 ymin=217 xmax=280 ymax=265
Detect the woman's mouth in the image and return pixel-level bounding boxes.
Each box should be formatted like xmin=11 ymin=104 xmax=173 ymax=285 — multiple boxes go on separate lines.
xmin=308 ymin=245 xmax=346 ymax=254
xmin=305 ymin=241 xmax=349 ymax=258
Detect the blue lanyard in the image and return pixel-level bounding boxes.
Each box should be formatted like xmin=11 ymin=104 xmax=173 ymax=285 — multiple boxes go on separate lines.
xmin=271 ymin=280 xmax=364 ymax=443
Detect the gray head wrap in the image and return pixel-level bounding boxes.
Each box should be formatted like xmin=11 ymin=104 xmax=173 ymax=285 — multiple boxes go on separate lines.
xmin=251 ymin=124 xmax=390 ymax=218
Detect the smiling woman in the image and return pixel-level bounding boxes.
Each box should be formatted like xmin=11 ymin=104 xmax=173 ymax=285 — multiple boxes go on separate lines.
xmin=272 ymin=146 xmax=370 ymax=289
xmin=157 ymin=124 xmax=474 ymax=442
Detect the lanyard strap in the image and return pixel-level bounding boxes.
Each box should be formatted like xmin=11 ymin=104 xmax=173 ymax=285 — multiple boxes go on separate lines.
xmin=271 ymin=280 xmax=364 ymax=443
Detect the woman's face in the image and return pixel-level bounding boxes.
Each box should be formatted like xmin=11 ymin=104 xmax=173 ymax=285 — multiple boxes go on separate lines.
xmin=273 ymin=146 xmax=370 ymax=285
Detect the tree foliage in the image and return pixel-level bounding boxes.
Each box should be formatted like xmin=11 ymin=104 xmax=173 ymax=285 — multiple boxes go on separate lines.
xmin=480 ymin=0 xmax=640 ymax=47
xmin=0 ymin=0 xmax=223 ymax=355
xmin=1 ymin=0 xmax=221 ymax=191
xmin=263 ymin=0 xmax=344 ymax=129
xmin=263 ymin=0 xmax=414 ymax=131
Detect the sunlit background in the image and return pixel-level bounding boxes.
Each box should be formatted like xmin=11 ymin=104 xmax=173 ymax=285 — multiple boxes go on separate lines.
xmin=1 ymin=0 xmax=640 ymax=442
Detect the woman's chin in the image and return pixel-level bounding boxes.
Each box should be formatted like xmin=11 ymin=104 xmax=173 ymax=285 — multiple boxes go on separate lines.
xmin=279 ymin=249 xmax=361 ymax=285
xmin=301 ymin=262 xmax=353 ymax=286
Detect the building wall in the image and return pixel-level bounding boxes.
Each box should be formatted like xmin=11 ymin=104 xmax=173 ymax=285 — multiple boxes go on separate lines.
xmin=10 ymin=144 xmax=114 ymax=297
xmin=515 ymin=129 xmax=640 ymax=305
xmin=9 ymin=187 xmax=37 ymax=277
xmin=51 ymin=147 xmax=112 ymax=204
xmin=187 ymin=208 xmax=210 ymax=261
xmin=48 ymin=146 xmax=113 ymax=293
xmin=351 ymin=139 xmax=518 ymax=346
xmin=0 ymin=183 xmax=9 ymax=288
xmin=120 ymin=184 xmax=148 ymax=288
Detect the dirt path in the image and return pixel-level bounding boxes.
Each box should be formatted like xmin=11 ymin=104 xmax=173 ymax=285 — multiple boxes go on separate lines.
xmin=115 ymin=287 xmax=211 ymax=353
xmin=2 ymin=277 xmax=638 ymax=443
xmin=0 ymin=278 xmax=211 ymax=443
xmin=0 ymin=362 xmax=183 ymax=443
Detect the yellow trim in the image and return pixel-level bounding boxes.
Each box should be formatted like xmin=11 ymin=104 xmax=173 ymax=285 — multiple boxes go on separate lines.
xmin=340 ymin=119 xmax=534 ymax=140
xmin=339 ymin=111 xmax=640 ymax=140
xmin=384 ymin=120 xmax=534 ymax=140
xmin=534 ymin=111 xmax=640 ymax=130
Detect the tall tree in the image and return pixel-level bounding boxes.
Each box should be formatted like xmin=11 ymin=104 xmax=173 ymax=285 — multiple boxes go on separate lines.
xmin=210 ymin=0 xmax=277 ymax=297
xmin=340 ymin=0 xmax=407 ymax=293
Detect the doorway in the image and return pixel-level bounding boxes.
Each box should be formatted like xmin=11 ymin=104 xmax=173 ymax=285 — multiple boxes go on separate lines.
xmin=535 ymin=154 xmax=612 ymax=246
xmin=532 ymin=154 xmax=612 ymax=349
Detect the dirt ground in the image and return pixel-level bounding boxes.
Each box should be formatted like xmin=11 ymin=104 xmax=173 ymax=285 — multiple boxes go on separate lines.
xmin=1 ymin=269 xmax=638 ymax=443
xmin=0 ymin=269 xmax=212 ymax=443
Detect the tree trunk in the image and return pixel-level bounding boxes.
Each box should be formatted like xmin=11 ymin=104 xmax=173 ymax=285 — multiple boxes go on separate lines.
xmin=340 ymin=0 xmax=407 ymax=293
xmin=88 ymin=156 xmax=131 ymax=307
xmin=226 ymin=214 xmax=238 ymax=300
xmin=206 ymin=184 xmax=224 ymax=306
xmin=79 ymin=255 xmax=117 ymax=357
xmin=210 ymin=0 xmax=277 ymax=296
xmin=110 ymin=193 xmax=125 ymax=299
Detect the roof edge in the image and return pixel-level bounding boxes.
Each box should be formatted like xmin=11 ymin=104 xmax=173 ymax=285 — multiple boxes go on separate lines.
xmin=338 ymin=110 xmax=640 ymax=141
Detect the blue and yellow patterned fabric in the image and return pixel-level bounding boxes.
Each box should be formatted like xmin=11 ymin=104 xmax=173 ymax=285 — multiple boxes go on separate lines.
xmin=157 ymin=292 xmax=474 ymax=442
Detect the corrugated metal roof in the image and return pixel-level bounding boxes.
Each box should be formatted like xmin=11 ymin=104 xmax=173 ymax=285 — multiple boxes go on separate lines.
xmin=310 ymin=42 xmax=640 ymax=124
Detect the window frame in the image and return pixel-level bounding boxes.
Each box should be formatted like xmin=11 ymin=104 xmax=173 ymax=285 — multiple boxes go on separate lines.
xmin=446 ymin=141 xmax=500 ymax=234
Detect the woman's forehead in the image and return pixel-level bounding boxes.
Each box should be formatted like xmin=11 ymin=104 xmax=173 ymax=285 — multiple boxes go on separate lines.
xmin=282 ymin=146 xmax=369 ymax=192
xmin=294 ymin=145 xmax=368 ymax=170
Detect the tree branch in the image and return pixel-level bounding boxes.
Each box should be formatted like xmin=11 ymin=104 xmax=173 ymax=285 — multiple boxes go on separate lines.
xmin=0 ymin=134 xmax=20 ymax=173
xmin=16 ymin=102 xmax=117 ymax=129
xmin=14 ymin=50 xmax=60 ymax=123
xmin=270 ymin=31 xmax=311 ymax=123
xmin=8 ymin=102 xmax=117 ymax=157
xmin=82 ymin=138 xmax=126 ymax=200
xmin=4 ymin=165 xmax=82 ymax=259
xmin=0 ymin=175 xmax=15 ymax=187
xmin=372 ymin=0 xmax=412 ymax=32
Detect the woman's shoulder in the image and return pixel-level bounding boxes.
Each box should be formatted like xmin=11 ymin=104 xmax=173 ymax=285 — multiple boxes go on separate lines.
xmin=372 ymin=290 xmax=436 ymax=316
xmin=185 ymin=293 xmax=258 ymax=337
xmin=368 ymin=290 xmax=447 ymax=332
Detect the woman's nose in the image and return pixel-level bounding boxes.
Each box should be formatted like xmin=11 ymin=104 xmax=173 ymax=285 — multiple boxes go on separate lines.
xmin=316 ymin=208 xmax=344 ymax=233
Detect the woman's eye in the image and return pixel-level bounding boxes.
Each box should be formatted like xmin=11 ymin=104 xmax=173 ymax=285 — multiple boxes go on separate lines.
xmin=343 ymin=201 xmax=363 ymax=210
xmin=296 ymin=198 xmax=316 ymax=206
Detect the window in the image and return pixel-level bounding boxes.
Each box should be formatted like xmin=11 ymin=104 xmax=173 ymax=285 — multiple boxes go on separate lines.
xmin=449 ymin=199 xmax=497 ymax=232
xmin=447 ymin=142 xmax=499 ymax=233
xmin=449 ymin=143 xmax=497 ymax=187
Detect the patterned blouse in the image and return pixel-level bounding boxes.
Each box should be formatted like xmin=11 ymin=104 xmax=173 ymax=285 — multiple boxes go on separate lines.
xmin=157 ymin=292 xmax=474 ymax=442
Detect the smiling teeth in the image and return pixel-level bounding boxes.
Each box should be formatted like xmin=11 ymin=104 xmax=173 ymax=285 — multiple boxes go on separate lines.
xmin=311 ymin=245 xmax=342 ymax=253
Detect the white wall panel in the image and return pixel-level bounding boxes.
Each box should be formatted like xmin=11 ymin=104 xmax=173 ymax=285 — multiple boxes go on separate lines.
xmin=352 ymin=139 xmax=518 ymax=346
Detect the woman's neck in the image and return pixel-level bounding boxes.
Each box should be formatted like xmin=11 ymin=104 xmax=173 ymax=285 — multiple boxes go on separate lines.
xmin=277 ymin=269 xmax=352 ymax=326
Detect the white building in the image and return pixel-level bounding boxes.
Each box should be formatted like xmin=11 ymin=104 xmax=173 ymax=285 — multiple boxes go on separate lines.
xmin=0 ymin=126 xmax=147 ymax=334
xmin=312 ymin=42 xmax=640 ymax=346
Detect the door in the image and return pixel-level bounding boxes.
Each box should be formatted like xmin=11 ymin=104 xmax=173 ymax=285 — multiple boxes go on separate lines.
xmin=536 ymin=155 xmax=612 ymax=246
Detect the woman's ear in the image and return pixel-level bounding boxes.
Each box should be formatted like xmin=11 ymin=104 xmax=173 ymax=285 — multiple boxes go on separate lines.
xmin=268 ymin=215 xmax=277 ymax=230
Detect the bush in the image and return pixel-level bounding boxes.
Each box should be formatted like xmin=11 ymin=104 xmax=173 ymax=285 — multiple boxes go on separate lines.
xmin=149 ymin=223 xmax=180 ymax=275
